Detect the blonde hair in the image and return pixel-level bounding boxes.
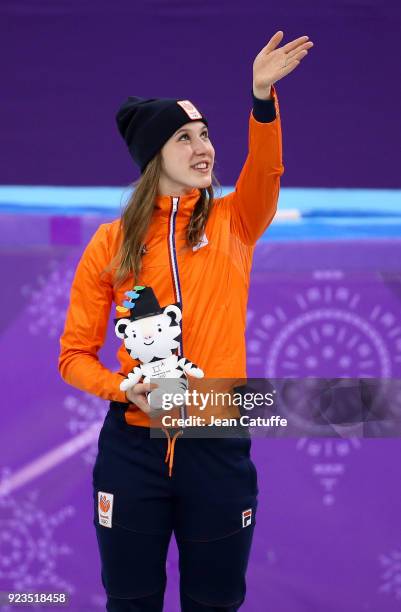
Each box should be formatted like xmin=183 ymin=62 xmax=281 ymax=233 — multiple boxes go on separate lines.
xmin=104 ymin=151 xmax=221 ymax=289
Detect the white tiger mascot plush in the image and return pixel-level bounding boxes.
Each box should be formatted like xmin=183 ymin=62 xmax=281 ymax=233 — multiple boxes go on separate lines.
xmin=114 ymin=285 xmax=204 ymax=410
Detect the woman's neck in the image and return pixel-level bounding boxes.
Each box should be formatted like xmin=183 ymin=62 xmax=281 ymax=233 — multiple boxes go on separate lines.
xmin=157 ymin=186 xmax=197 ymax=198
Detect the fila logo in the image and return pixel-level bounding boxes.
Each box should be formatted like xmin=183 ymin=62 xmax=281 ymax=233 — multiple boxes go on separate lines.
xmin=193 ymin=232 xmax=208 ymax=252
xmin=98 ymin=491 xmax=114 ymax=528
xmin=242 ymin=508 xmax=252 ymax=528
xmin=177 ymin=100 xmax=203 ymax=120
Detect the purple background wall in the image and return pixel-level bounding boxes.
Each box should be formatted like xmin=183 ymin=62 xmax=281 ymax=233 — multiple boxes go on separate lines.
xmin=2 ymin=0 xmax=400 ymax=188
xmin=2 ymin=2 xmax=401 ymax=611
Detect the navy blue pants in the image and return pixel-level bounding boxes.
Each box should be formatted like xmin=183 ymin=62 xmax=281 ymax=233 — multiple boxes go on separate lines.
xmin=92 ymin=402 xmax=258 ymax=611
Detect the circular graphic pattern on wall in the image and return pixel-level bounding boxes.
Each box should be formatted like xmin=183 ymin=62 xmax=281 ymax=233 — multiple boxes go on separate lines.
xmin=248 ymin=282 xmax=401 ymax=378
xmin=247 ymin=279 xmax=401 ymax=435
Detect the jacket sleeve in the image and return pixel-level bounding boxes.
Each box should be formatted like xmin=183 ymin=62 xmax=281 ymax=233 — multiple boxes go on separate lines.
xmin=58 ymin=223 xmax=128 ymax=403
xmin=222 ymin=84 xmax=285 ymax=245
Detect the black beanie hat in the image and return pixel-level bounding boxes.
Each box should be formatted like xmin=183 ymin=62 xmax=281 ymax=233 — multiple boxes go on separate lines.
xmin=116 ymin=96 xmax=209 ymax=174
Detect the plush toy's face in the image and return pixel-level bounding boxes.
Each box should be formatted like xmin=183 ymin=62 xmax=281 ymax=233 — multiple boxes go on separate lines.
xmin=114 ymin=305 xmax=181 ymax=363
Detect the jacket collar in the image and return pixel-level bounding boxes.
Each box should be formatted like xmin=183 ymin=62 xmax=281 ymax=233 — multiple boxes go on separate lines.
xmin=154 ymin=187 xmax=201 ymax=219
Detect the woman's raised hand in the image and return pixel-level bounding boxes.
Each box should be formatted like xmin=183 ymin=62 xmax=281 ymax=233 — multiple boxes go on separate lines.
xmin=252 ymin=31 xmax=314 ymax=99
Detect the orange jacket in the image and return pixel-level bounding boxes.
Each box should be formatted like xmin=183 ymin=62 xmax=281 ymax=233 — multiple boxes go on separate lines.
xmin=58 ymin=86 xmax=284 ymax=427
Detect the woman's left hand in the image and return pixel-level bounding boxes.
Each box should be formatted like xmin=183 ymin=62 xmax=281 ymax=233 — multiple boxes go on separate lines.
xmin=253 ymin=31 xmax=314 ymax=100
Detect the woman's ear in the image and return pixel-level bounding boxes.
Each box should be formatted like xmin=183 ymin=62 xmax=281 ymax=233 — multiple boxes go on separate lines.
xmin=114 ymin=317 xmax=131 ymax=339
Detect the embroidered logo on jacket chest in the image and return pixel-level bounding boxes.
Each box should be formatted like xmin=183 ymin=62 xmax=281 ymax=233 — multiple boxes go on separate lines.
xmin=193 ymin=232 xmax=208 ymax=252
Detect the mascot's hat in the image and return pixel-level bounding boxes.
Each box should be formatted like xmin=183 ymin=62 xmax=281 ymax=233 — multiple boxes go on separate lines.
xmin=115 ymin=286 xmax=163 ymax=322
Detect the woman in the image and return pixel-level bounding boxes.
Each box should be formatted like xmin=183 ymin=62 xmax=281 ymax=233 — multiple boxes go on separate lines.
xmin=59 ymin=31 xmax=313 ymax=612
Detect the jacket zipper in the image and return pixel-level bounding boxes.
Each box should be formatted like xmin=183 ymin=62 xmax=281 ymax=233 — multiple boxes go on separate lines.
xmin=168 ymin=197 xmax=183 ymax=352
xmin=168 ymin=196 xmax=187 ymax=423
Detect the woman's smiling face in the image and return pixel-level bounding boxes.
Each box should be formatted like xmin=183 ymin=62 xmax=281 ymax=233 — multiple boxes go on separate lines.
xmin=158 ymin=120 xmax=215 ymax=196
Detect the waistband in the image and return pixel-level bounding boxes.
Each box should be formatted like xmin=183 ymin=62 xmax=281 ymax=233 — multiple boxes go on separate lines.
xmin=108 ymin=401 xmax=250 ymax=478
